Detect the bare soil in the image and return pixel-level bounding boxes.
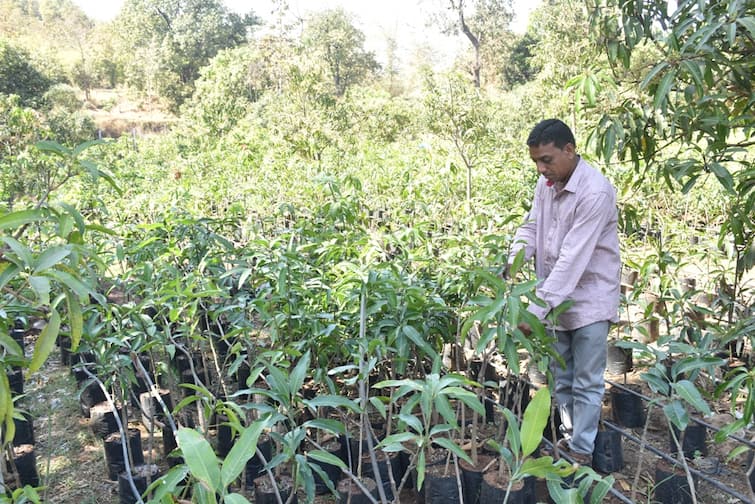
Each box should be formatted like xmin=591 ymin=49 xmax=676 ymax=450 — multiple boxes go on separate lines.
xmin=84 ymin=88 xmax=176 ymax=138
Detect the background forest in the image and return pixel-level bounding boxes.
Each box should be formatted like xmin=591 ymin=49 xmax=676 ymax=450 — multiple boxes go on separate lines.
xmin=0 ymin=0 xmax=754 ymax=503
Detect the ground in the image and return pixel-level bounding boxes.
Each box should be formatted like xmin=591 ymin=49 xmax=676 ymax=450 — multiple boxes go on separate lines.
xmin=84 ymin=89 xmax=176 ymax=139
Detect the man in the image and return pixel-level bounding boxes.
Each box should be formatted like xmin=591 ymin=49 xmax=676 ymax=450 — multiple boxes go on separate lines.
xmin=508 ymin=118 xmax=620 ymax=464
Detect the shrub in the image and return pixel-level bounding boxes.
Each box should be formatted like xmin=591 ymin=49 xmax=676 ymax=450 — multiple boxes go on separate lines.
xmin=0 ymin=39 xmax=52 ymax=106
xmin=43 ymin=83 xmax=83 ymax=113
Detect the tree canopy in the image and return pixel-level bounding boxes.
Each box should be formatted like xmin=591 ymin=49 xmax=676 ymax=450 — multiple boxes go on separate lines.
xmin=113 ymin=0 xmax=259 ymax=109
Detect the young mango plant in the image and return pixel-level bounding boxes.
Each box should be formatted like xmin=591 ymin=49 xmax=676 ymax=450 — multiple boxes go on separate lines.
xmin=487 ymin=387 xmax=576 ymax=501
xmin=374 ymin=361 xmax=485 ymax=494
xmin=0 ymin=140 xmax=113 ymax=455
xmin=244 ymin=351 xmax=360 ymax=502
xmin=146 ymin=416 xmax=271 ymax=504
xmin=618 ymin=335 xmax=725 ymax=504
xmin=458 ymin=249 xmax=563 ymax=466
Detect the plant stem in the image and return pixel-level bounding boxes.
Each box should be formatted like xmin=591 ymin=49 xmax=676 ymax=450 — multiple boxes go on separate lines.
xmin=630 ymin=401 xmax=654 ymax=502
xmin=669 ymin=420 xmax=698 ymax=504
xmin=308 ymin=437 xmax=379 ymax=504
xmin=359 ymin=289 xmax=388 ymax=504
xmin=81 ymin=366 xmax=145 ymax=504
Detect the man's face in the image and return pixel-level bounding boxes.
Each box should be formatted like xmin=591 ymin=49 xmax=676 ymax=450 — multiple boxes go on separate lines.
xmin=529 ymin=142 xmax=576 ymax=185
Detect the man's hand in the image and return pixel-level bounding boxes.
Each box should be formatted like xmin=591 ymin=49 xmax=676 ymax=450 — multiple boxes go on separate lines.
xmin=518 ymin=322 xmax=532 ymax=336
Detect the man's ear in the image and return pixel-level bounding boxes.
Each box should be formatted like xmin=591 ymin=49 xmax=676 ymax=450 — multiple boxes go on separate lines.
xmin=564 ymin=143 xmax=576 ymax=159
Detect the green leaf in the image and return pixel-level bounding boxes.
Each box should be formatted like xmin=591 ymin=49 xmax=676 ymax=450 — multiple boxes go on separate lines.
xmin=518 ymin=456 xmax=563 ymax=478
xmin=0 ymin=332 xmax=23 ymax=357
xmin=28 ymin=275 xmax=51 ymax=305
xmin=0 ymin=209 xmax=45 ymax=231
xmin=289 ymin=351 xmax=310 ymax=396
xmin=402 ymin=325 xmax=437 ymax=358
xmin=547 ymin=478 xmax=579 ymax=503
xmin=66 ymin=293 xmax=83 ymax=352
xmin=397 ymin=413 xmax=423 ymax=434
xmin=503 ymin=408 xmax=521 ymax=459
xmin=673 ymin=356 xmax=726 ymax=377
xmin=640 ymin=62 xmax=669 ymax=90
xmin=224 ymin=493 xmax=253 ymax=504
xmin=416 ymin=450 xmax=426 ymax=491
xmin=85 ymin=223 xmax=117 ymax=236
xmin=35 ymin=140 xmax=71 ymax=156
xmin=653 ymin=70 xmax=678 ymax=110
xmin=303 ymin=394 xmax=360 ymax=413
xmin=176 ymin=428 xmax=221 ymax=493
xmin=725 ymin=445 xmax=750 ymax=464
xmin=589 ymin=473 xmax=615 ymax=503
xmin=307 ymin=450 xmax=347 ymax=470
xmin=145 ymin=465 xmax=190 ymax=502
xmin=221 ymin=420 xmax=266 ymax=487
xmin=1 ymin=374 xmax=14 ymax=441
xmin=672 ymin=380 xmax=711 ymax=415
xmin=34 ymin=246 xmax=72 ymax=273
xmin=444 ymin=387 xmax=485 ymax=416
xmin=380 ymin=432 xmax=417 ymax=449
xmin=433 ymin=394 xmax=455 ymax=426
xmin=737 ymin=16 xmax=755 ymax=37
xmin=302 ymin=418 xmax=346 ymax=435
xmin=29 ymin=309 xmax=61 ymax=373
xmin=369 ymin=396 xmax=387 ymax=420
xmin=79 ymin=159 xmax=122 ymax=194
xmin=709 ymin=162 xmax=734 ymax=192
xmin=641 ymin=371 xmax=670 ymax=396
xmin=663 ymin=400 xmax=689 ymax=431
xmin=432 ymin=437 xmax=472 ymax=465
xmin=57 ymin=202 xmax=87 ymax=237
xmin=41 ymin=269 xmax=102 ymax=303
xmin=1 ymin=236 xmax=34 ymax=267
xmin=0 ymin=262 xmax=20 ymax=291
xmin=521 ymin=388 xmax=550 ymax=457
xmin=71 ymin=138 xmax=105 ymax=157
xmin=296 ymin=454 xmax=316 ymax=504
xmin=192 ymin=483 xmax=217 ymax=504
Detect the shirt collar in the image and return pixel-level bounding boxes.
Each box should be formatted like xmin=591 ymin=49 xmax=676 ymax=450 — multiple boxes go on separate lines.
xmin=556 ymin=157 xmax=586 ymax=194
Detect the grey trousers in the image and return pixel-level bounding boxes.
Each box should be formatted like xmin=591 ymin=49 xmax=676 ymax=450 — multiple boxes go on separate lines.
xmin=551 ymin=321 xmax=609 ymax=455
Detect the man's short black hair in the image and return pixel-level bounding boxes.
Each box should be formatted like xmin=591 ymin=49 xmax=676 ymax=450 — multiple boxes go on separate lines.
xmin=527 ymin=119 xmax=576 ymax=149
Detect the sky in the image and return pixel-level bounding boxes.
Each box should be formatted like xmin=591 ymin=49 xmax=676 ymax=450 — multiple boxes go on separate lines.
xmin=71 ymin=0 xmax=541 ymax=67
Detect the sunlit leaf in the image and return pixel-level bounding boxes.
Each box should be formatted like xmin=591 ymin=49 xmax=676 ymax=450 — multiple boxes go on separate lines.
xmin=29 ymin=309 xmax=61 ymax=373
xmin=221 ymin=419 xmax=267 ymax=487
xmin=176 ymin=427 xmax=221 ymax=493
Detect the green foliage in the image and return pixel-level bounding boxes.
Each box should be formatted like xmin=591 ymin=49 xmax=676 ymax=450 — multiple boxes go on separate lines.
xmin=42 ymin=83 xmax=83 ymax=113
xmin=302 ymin=8 xmax=380 ymax=96
xmin=528 ymin=0 xmax=597 ymax=87
xmin=487 ymin=388 xmax=572 ymax=479
xmin=0 ymin=38 xmax=52 ymax=106
xmin=375 ymin=371 xmax=483 ymax=491
xmin=183 ymin=45 xmax=260 ymax=136
xmin=114 ymin=0 xmax=259 ymax=109
xmin=501 ymin=32 xmax=540 ymax=88
xmin=152 ymin=419 xmax=268 ymax=503
xmin=585 ymin=0 xmax=753 ymax=187
xmin=584 ymin=0 xmax=755 ymax=337
xmin=0 ymin=141 xmax=108 ymax=450
xmin=422 ymin=71 xmax=499 ymax=209
xmin=432 ymin=0 xmax=515 ymax=88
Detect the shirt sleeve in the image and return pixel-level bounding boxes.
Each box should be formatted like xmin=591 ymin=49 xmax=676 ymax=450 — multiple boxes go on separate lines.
xmin=531 ymin=189 xmax=616 ymax=321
